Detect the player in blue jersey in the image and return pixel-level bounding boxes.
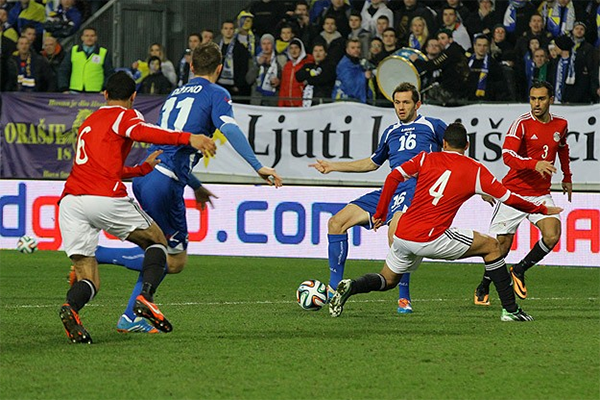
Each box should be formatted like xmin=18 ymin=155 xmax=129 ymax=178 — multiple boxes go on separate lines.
xmin=309 ymin=82 xmax=446 ymax=314
xmin=87 ymin=42 xmax=283 ymax=332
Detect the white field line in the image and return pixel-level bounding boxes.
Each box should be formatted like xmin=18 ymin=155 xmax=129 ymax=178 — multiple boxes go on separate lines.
xmin=2 ymin=297 xmax=598 ymax=309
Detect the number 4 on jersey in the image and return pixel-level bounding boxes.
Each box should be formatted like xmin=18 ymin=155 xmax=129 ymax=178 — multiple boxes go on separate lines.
xmin=429 ymin=170 xmax=452 ymax=205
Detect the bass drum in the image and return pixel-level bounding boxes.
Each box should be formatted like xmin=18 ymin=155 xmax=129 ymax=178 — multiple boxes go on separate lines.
xmin=376 ymin=55 xmax=421 ymax=101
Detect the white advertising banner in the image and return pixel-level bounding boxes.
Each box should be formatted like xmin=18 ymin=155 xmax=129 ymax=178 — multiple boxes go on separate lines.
xmin=1 ymin=180 xmax=598 ymax=267
xmin=196 ymin=103 xmax=600 ymax=185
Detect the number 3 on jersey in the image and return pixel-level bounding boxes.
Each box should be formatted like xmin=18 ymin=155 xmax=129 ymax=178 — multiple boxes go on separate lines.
xmin=429 ymin=170 xmax=451 ymax=205
xmin=160 ymin=97 xmax=196 ymax=130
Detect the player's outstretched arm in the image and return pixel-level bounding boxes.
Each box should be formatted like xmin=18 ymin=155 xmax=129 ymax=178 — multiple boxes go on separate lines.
xmin=257 ymin=166 xmax=283 ymax=187
xmin=121 ymin=149 xmax=163 ymax=179
xmin=189 ymin=134 xmax=217 ymax=157
xmin=309 ymin=157 xmax=378 ymax=174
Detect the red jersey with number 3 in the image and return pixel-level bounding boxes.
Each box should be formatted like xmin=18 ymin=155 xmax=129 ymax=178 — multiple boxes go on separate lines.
xmin=374 ymin=151 xmax=547 ymax=243
xmin=62 ymin=106 xmax=191 ymax=199
xmin=501 ymin=112 xmax=571 ymax=196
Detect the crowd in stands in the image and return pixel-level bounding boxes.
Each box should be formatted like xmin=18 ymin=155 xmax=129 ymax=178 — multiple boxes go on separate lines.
xmin=1 ymin=0 xmax=599 ymax=106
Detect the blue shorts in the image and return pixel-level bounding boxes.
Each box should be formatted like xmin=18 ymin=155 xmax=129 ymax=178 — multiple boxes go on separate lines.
xmin=350 ymin=179 xmax=416 ymax=230
xmin=132 ymin=170 xmax=189 ymax=253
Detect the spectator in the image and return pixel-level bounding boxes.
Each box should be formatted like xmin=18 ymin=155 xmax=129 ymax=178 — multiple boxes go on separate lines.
xmin=490 ymin=24 xmax=515 ymax=65
xmin=530 ymin=47 xmax=550 ymax=84
xmin=252 ymin=33 xmax=282 ymax=105
xmin=41 ymin=34 xmax=64 ymax=78
xmin=316 ymin=0 xmax=352 ymax=39
xmin=375 ymin=14 xmax=390 ymax=39
xmin=236 ymin=10 xmax=258 ymax=59
xmin=368 ymin=36 xmax=384 ymax=65
xmin=465 ymin=34 xmax=505 ymax=100
xmin=8 ymin=0 xmax=45 ymax=50
xmin=247 ymin=0 xmax=290 ymax=37
xmin=393 ymin=0 xmax=437 ymax=46
xmin=314 ymin=15 xmax=345 ymax=64
xmin=296 ymin=42 xmax=337 ymax=106
xmin=517 ymin=36 xmax=541 ymax=99
xmin=380 ymin=27 xmax=399 ymax=58
xmin=332 ymin=38 xmax=374 ymax=103
xmin=57 ymin=27 xmax=113 ymax=93
xmin=539 ymin=0 xmax=578 ymax=38
xmin=20 ymin=23 xmax=39 ymax=52
xmin=278 ymin=38 xmax=314 ymax=107
xmin=361 ymin=0 xmax=394 ymax=38
xmin=567 ymin=21 xmax=599 ymax=102
xmin=1 ymin=8 xmax=18 ymax=49
xmin=438 ymin=0 xmax=471 ymax=25
xmin=465 ymin=0 xmax=500 ymax=39
xmin=44 ymin=0 xmax=81 ymax=39
xmin=548 ymin=34 xmax=576 ymax=103
xmin=420 ymin=37 xmax=442 ymax=95
xmin=582 ymin=0 xmax=599 ymax=47
xmin=309 ymin=0 xmax=331 ymax=24
xmin=131 ymin=43 xmax=177 ymax=87
xmin=514 ymin=13 xmax=553 ymax=62
xmin=288 ymin=0 xmax=313 ymax=49
xmin=201 ymin=29 xmax=214 ymax=44
xmin=406 ymin=15 xmax=429 ymax=50
xmin=177 ymin=32 xmax=201 ymax=86
xmin=440 ymin=6 xmax=471 ymax=51
xmin=10 ymin=35 xmax=54 ymax=91
xmin=138 ymin=56 xmax=173 ymax=95
xmin=217 ymin=20 xmax=253 ymax=102
xmin=276 ymin=22 xmax=294 ymax=55
xmin=348 ymin=10 xmax=371 ymax=59
xmin=410 ymin=28 xmax=469 ymax=105
xmin=503 ymin=0 xmax=537 ymax=41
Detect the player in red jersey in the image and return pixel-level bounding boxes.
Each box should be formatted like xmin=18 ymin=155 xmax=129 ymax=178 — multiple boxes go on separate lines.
xmin=328 ymin=122 xmax=562 ymax=321
xmin=474 ymin=81 xmax=572 ymax=305
xmin=58 ymin=71 xmax=216 ymax=343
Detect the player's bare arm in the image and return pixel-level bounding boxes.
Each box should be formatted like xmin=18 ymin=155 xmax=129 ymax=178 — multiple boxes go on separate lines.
xmin=535 ymin=160 xmax=557 ymax=177
xmin=194 ymin=186 xmax=219 ymax=210
xmin=257 ymin=166 xmax=283 ymax=187
xmin=143 ymin=149 xmax=163 ymax=168
xmin=189 ymin=134 xmax=217 ymax=157
xmin=309 ymin=157 xmax=378 ymax=174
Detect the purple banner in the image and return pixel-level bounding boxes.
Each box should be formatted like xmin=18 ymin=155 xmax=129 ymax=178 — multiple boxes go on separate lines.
xmin=0 ymin=93 xmax=166 ymax=179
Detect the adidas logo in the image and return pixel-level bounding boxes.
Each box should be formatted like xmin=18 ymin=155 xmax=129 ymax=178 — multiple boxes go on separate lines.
xmin=531 ymin=134 xmax=538 ymax=139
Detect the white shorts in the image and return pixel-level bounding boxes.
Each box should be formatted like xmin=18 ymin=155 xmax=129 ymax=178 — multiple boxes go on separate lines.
xmin=59 ymin=195 xmax=153 ymax=257
xmin=490 ymin=194 xmax=559 ymax=235
xmin=385 ymin=227 xmax=474 ymax=274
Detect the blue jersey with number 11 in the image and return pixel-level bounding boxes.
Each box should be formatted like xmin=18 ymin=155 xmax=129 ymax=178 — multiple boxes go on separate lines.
xmin=148 ymin=76 xmax=234 ymax=186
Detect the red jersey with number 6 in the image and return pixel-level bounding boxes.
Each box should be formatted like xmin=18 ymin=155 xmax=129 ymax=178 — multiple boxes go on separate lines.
xmin=374 ymin=151 xmax=548 ymax=243
xmin=62 ymin=106 xmax=191 ymax=199
xmin=501 ymin=112 xmax=571 ymax=196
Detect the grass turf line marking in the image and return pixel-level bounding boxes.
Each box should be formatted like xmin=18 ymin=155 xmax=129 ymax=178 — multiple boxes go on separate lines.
xmin=4 ymin=296 xmax=598 ymax=309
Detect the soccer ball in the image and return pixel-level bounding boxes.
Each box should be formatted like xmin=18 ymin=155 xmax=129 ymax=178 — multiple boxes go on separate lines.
xmin=16 ymin=235 xmax=38 ymax=254
xmin=296 ymin=279 xmax=328 ymax=311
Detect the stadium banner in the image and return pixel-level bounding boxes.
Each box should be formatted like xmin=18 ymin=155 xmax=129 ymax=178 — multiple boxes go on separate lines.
xmin=0 ymin=93 xmax=164 ymax=179
xmin=200 ymin=102 xmax=600 ymax=185
xmin=1 ymin=180 xmax=598 ymax=267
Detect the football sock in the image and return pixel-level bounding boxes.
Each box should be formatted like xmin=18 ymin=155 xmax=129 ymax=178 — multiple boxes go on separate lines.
xmin=123 ymin=268 xmax=168 ymax=320
xmin=515 ymin=238 xmax=553 ymax=272
xmin=66 ymin=279 xmax=97 ymax=312
xmin=485 ymin=257 xmax=518 ymax=313
xmin=398 ymin=273 xmax=411 ymax=300
xmin=140 ymin=244 xmax=167 ymax=302
xmin=350 ymin=273 xmax=387 ymax=295
xmin=480 ymin=272 xmax=492 ymax=290
xmin=95 ymin=246 xmax=144 ymax=272
xmin=328 ymin=234 xmax=348 ymax=290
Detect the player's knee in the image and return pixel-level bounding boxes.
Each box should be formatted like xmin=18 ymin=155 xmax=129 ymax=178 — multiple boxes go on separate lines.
xmin=542 ymin=231 xmax=560 ymax=248
xmin=167 ymin=263 xmax=185 ymax=274
xmin=328 ymin=215 xmax=345 ymax=234
xmin=486 ymin=237 xmax=503 ymax=260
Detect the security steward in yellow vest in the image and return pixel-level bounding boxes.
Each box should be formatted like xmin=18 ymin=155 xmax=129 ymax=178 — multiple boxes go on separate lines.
xmin=58 ymin=27 xmax=113 ymax=92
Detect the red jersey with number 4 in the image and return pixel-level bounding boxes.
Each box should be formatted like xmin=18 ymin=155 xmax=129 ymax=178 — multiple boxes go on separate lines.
xmin=374 ymin=151 xmax=548 ymax=243
xmin=62 ymin=106 xmax=191 ymax=199
xmin=502 ymin=112 xmax=571 ymax=196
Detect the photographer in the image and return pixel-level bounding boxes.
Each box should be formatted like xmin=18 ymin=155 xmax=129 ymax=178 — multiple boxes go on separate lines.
xmin=44 ymin=0 xmax=82 ymax=39
xmin=332 ymin=38 xmax=374 ymax=104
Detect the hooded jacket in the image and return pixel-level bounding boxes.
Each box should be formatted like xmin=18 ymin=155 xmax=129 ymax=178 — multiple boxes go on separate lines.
xmin=278 ymin=38 xmax=314 ymax=107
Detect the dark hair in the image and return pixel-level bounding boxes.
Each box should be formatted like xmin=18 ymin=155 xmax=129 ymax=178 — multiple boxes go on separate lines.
xmin=474 ymin=33 xmax=490 ymax=43
xmin=192 ymin=42 xmax=222 ymax=76
xmin=148 ymin=55 xmax=162 ymax=68
xmin=105 ymin=71 xmax=136 ymax=100
xmin=377 ymin=15 xmax=390 ymax=22
xmin=350 ymin=9 xmax=361 ymax=18
xmin=221 ymin=20 xmax=235 ymax=28
xmin=21 ymin=23 xmax=36 ymax=32
xmin=442 ymin=6 xmax=457 ymax=15
xmin=529 ymin=80 xmax=554 ymax=97
xmin=392 ymin=82 xmax=420 ymax=103
xmin=383 ymin=27 xmax=396 ymax=36
xmin=444 ymin=122 xmax=468 ymax=149
xmin=82 ymin=26 xmax=97 ymax=34
xmin=312 ymin=42 xmax=327 ymax=52
xmin=189 ymin=32 xmax=202 ymax=41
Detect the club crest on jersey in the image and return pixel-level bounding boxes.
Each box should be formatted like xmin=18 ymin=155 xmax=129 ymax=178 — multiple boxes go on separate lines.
xmin=553 ymin=132 xmax=561 ymax=142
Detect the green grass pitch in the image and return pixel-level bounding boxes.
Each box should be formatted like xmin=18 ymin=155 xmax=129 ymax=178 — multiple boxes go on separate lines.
xmin=1 ymin=250 xmax=598 ymax=400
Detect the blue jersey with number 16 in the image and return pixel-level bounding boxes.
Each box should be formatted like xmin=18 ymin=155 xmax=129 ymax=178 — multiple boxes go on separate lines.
xmin=147 ymin=76 xmax=234 ymax=186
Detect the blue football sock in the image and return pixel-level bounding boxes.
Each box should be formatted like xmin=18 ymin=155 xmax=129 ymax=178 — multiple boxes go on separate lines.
xmin=328 ymin=233 xmax=348 ymax=290
xmin=123 ymin=266 xmax=168 ymax=320
xmin=398 ymin=273 xmax=411 ymax=300
xmin=95 ymin=246 xmax=144 ymax=272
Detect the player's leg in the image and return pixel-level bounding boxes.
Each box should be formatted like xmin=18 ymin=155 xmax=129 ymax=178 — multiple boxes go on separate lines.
xmin=327 ymin=203 xmax=370 ymax=295
xmin=475 ymin=201 xmax=524 ymax=305
xmin=462 ymin=231 xmax=532 ymax=321
xmin=329 ymin=236 xmax=421 ymax=317
xmin=388 ymin=211 xmax=413 ymax=314
xmin=58 ymin=195 xmax=100 ymax=343
xmin=510 ymin=206 xmax=561 ymax=299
